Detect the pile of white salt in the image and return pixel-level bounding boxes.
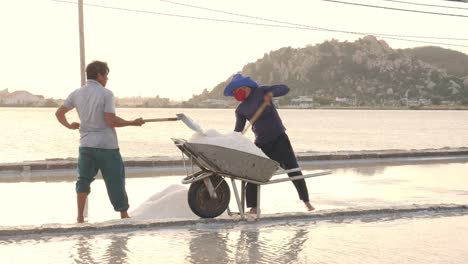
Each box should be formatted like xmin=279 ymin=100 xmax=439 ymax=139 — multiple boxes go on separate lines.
xmin=188 ymin=129 xmax=267 ymax=158
xmin=131 ymin=185 xmax=197 ymax=220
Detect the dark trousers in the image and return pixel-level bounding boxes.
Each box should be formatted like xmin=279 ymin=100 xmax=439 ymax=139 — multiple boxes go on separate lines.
xmin=246 ymin=133 xmax=310 ymax=208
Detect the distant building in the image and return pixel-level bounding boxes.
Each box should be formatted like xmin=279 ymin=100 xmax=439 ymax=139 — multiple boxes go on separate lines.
xmin=289 ymin=96 xmax=314 ymax=108
xmin=441 ymin=100 xmax=455 ymax=106
xmin=335 ymin=96 xmax=357 ymax=106
xmin=335 ymin=97 xmax=347 ymax=103
xmin=418 ymin=98 xmax=432 ymax=106
xmin=116 ymin=97 xmax=144 ymax=107
xmin=400 ymin=98 xmax=432 ymax=106
xmin=382 ymin=99 xmax=400 ymax=107
xmin=0 ymin=89 xmax=8 ymax=97
xmin=201 ymin=99 xmax=230 ymax=107
xmin=144 ymin=97 xmax=170 ymax=107
xmin=272 ymin=98 xmax=280 ymax=108
xmin=0 ymin=89 xmax=46 ymax=106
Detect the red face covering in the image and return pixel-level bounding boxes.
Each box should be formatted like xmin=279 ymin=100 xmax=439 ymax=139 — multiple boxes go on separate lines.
xmin=234 ymin=88 xmax=247 ymax=101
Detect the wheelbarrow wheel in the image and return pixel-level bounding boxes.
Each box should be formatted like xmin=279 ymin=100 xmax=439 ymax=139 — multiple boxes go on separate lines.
xmin=188 ymin=175 xmax=230 ymax=218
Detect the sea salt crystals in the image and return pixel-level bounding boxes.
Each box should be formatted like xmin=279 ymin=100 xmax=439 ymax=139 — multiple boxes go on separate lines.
xmin=188 ymin=129 xmax=268 ymax=158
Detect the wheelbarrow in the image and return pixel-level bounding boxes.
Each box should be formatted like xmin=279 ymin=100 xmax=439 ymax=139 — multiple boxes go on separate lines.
xmin=172 ymin=138 xmax=331 ymax=219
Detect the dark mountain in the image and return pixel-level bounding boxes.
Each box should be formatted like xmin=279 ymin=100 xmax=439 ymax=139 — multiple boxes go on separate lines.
xmin=189 ymin=36 xmax=468 ymax=106
xmin=403 ymin=46 xmax=468 ymax=78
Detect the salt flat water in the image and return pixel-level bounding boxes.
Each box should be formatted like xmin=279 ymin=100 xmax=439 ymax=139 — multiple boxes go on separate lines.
xmin=0 ymin=108 xmax=467 ymax=163
xmin=1 ymin=108 xmax=468 ymax=263
xmin=1 ymin=161 xmax=468 ymax=263
xmin=0 ymin=162 xmax=467 ymax=226
xmin=1 ymin=215 xmax=468 ymax=264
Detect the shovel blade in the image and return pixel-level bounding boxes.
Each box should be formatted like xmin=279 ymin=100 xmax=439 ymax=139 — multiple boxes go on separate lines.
xmin=176 ymin=113 xmax=204 ymax=133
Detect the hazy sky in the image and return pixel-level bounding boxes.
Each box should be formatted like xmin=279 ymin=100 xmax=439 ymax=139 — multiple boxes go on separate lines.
xmin=1 ymin=0 xmax=467 ymax=100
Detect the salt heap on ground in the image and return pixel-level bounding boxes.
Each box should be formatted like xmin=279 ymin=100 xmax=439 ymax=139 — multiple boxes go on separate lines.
xmin=131 ymin=184 xmax=197 ymax=220
xmin=188 ymin=129 xmax=268 ymax=158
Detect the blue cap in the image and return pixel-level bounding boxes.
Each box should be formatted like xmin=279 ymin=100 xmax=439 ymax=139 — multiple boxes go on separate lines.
xmin=223 ymin=74 xmax=258 ymax=96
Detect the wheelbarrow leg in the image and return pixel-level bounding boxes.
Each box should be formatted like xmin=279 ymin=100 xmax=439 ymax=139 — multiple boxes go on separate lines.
xmin=231 ymin=178 xmax=244 ymax=219
xmin=256 ymin=185 xmax=261 ymax=219
xmin=241 ymin=181 xmax=246 ymax=215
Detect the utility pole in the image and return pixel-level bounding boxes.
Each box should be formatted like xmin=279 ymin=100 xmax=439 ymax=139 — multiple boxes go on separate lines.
xmin=78 ymin=0 xmax=88 ymax=218
xmin=78 ymin=0 xmax=86 ymax=86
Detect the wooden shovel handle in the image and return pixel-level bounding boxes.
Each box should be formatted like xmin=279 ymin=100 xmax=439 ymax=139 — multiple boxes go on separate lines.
xmin=242 ymin=101 xmax=269 ymax=135
xmin=143 ymin=117 xmax=179 ymax=122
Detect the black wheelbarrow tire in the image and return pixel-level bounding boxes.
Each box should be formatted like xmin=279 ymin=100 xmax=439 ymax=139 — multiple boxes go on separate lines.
xmin=188 ymin=175 xmax=230 ymax=218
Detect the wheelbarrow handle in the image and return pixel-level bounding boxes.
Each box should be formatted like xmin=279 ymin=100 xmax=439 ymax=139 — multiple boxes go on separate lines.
xmin=143 ymin=117 xmax=179 ymax=122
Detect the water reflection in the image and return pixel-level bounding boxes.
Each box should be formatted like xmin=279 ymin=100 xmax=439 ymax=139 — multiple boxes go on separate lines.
xmin=234 ymin=229 xmax=260 ymax=263
xmin=352 ymin=166 xmax=385 ymax=176
xmin=72 ymin=234 xmax=129 ymax=264
xmin=187 ymin=226 xmax=309 ymax=264
xmin=235 ymin=228 xmax=309 ymax=264
xmin=187 ymin=231 xmax=229 ymax=263
xmin=73 ymin=236 xmax=96 ymax=264
xmin=3 ymin=214 xmax=468 ymax=264
xmin=104 ymin=234 xmax=129 ymax=264
xmin=282 ymin=229 xmax=309 ymax=264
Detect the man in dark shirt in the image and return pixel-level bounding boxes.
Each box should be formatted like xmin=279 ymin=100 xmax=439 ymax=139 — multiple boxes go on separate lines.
xmin=224 ymin=74 xmax=314 ymax=213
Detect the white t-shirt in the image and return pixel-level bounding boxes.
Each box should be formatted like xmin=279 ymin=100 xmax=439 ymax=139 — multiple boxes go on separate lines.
xmin=63 ymin=80 xmax=119 ymax=149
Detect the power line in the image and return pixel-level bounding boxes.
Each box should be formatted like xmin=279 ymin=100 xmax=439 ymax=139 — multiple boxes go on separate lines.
xmin=160 ymin=0 xmax=323 ymax=30
xmin=50 ymin=0 xmax=324 ymax=29
xmin=160 ymin=0 xmax=468 ymax=41
xmin=319 ymin=0 xmax=468 ymax=17
xmin=444 ymin=0 xmax=468 ymax=4
xmin=377 ymin=0 xmax=468 ymax=10
xmin=51 ymin=0 xmax=468 ymax=47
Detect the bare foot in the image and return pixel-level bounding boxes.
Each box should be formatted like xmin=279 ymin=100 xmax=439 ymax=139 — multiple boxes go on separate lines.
xmin=305 ymin=202 xmax=315 ymax=212
xmin=249 ymin=207 xmax=257 ymax=214
xmin=120 ymin=211 xmax=130 ymax=219
xmin=77 ymin=216 xmax=85 ymax=223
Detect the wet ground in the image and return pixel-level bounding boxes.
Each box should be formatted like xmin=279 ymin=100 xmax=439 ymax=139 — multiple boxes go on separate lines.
xmin=1 ymin=160 xmax=467 ymax=263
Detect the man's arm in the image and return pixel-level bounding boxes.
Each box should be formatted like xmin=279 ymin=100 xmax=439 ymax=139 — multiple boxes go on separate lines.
xmin=55 ymin=106 xmax=80 ymax=129
xmin=104 ymin=112 xmax=145 ymax=128
xmin=263 ymin=85 xmax=289 ymax=97
xmin=103 ymin=90 xmax=144 ymax=128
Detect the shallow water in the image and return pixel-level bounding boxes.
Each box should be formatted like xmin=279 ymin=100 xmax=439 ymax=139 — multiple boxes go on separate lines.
xmin=1 ymin=160 xmax=468 ymax=263
xmin=1 ymin=161 xmax=467 ymax=227
xmin=1 ymin=215 xmax=467 ymax=264
xmin=1 ymin=108 xmax=467 ymax=163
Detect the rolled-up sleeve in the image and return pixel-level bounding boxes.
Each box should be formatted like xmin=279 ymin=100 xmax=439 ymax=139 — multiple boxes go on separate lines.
xmin=104 ymin=91 xmax=116 ymax=113
xmin=63 ymin=91 xmax=76 ymax=109
xmin=234 ymin=110 xmax=246 ymax=132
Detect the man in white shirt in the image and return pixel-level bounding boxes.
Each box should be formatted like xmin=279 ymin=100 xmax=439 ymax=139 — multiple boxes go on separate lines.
xmin=55 ymin=61 xmax=144 ymax=223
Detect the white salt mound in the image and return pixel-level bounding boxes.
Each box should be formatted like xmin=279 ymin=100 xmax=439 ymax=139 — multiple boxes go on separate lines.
xmin=188 ymin=129 xmax=268 ymax=158
xmin=131 ymin=184 xmax=197 ymax=220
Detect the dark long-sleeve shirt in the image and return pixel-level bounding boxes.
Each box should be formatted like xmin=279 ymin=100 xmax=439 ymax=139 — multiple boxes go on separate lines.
xmin=234 ymin=85 xmax=289 ymax=144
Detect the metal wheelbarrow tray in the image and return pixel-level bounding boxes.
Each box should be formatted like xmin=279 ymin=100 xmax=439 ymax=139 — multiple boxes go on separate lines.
xmin=172 ymin=138 xmax=331 ymax=219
